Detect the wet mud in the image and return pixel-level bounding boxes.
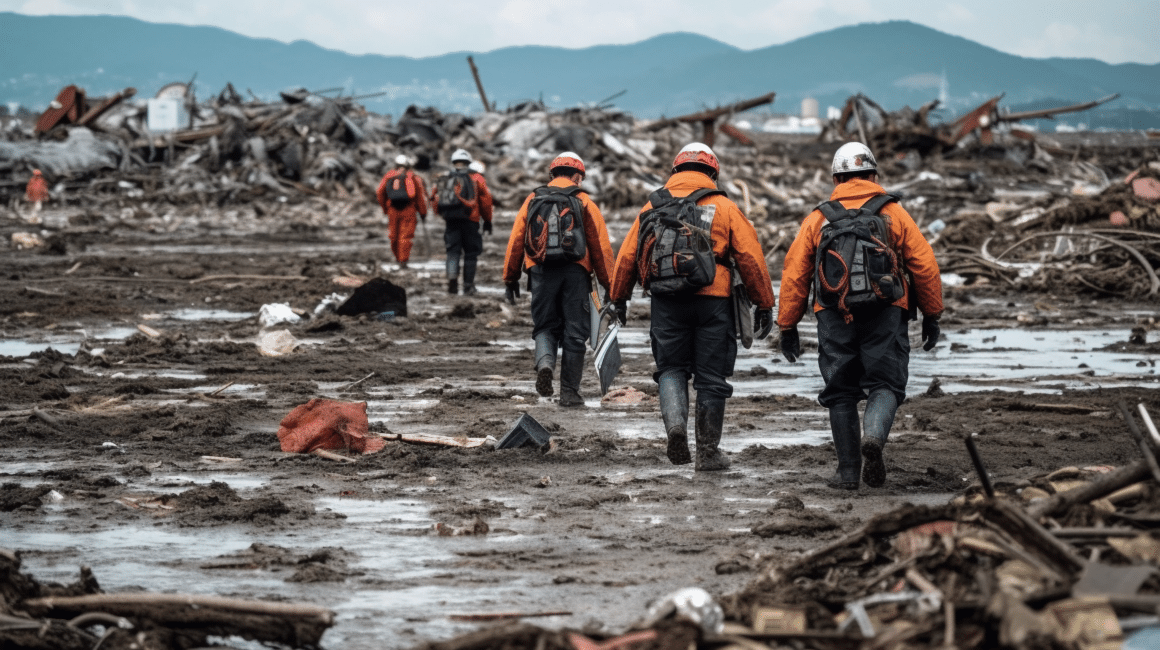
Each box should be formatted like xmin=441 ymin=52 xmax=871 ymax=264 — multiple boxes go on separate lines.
xmin=2 ymin=208 xmax=1160 ymax=648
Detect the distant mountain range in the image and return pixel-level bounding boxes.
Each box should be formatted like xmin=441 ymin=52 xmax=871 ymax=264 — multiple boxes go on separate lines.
xmin=2 ymin=12 xmax=1158 ymax=128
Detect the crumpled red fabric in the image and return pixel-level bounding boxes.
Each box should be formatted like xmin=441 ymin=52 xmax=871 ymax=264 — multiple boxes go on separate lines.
xmin=277 ymin=399 xmax=384 ymax=454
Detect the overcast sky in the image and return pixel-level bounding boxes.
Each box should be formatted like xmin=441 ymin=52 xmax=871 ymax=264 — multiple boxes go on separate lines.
xmin=4 ymin=0 xmax=1156 ymax=64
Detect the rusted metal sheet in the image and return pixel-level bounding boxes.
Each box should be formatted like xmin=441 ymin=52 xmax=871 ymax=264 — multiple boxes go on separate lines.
xmin=35 ymin=85 xmax=81 ymax=133
xmin=77 ymin=87 xmax=136 ymax=126
xmin=719 ymin=122 xmax=754 ymax=146
xmin=945 ymin=95 xmax=1003 ymax=145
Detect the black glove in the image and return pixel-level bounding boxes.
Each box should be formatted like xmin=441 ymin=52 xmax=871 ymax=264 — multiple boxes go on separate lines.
xmin=504 ymin=281 xmax=520 ymax=305
xmin=613 ymin=300 xmax=627 ymax=326
xmin=482 ymin=220 xmax=493 ymax=235
xmin=779 ymin=327 xmax=801 ymax=363
xmin=921 ymin=316 xmax=940 ymax=351
xmin=754 ymin=308 xmax=774 ymax=340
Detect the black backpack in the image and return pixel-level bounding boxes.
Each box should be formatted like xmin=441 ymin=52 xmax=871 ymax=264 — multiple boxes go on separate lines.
xmin=384 ymin=172 xmax=414 ymax=208
xmin=524 ymin=186 xmax=587 ymax=265
xmin=435 ymin=170 xmax=476 ymax=219
xmin=636 ymin=187 xmax=724 ymax=296
xmin=813 ymin=193 xmax=905 ymax=319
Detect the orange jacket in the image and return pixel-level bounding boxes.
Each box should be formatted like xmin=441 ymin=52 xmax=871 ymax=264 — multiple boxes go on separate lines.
xmin=503 ymin=177 xmax=615 ymax=292
xmin=430 ymin=169 xmax=493 ymax=224
xmin=375 ymin=169 xmax=428 ymax=219
xmin=777 ymin=178 xmax=943 ymax=330
xmin=26 ymin=175 xmax=49 ymax=202
xmin=610 ymin=171 xmax=775 ymax=309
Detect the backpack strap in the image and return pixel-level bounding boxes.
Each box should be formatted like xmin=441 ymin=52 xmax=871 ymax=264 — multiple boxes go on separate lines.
xmin=860 ymin=193 xmax=899 ymax=215
xmin=647 ymin=188 xmax=674 ymax=208
xmin=816 ymin=200 xmax=848 ymax=223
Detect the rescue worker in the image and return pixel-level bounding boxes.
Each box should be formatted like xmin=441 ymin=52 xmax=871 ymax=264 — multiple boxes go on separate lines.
xmin=502 ymin=152 xmax=615 ymax=407
xmin=26 ymin=169 xmax=49 ymax=216
xmin=777 ymin=142 xmax=943 ymax=490
xmin=375 ymin=154 xmax=428 ymax=269
xmin=431 ymin=149 xmax=494 ymax=295
xmin=611 ymin=143 xmax=775 ymax=470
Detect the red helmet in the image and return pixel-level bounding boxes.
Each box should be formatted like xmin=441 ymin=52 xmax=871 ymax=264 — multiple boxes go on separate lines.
xmin=549 ymin=151 xmax=585 ymax=177
xmin=32 ymin=169 xmax=42 ymax=175
xmin=671 ymin=143 xmax=719 ymax=177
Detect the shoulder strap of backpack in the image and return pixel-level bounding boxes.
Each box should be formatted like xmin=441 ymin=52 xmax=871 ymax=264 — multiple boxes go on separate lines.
xmin=684 ymin=188 xmax=726 ymax=204
xmin=816 ymin=200 xmax=848 ymax=223
xmin=861 ymin=193 xmax=899 ymax=215
xmin=647 ymin=188 xmax=674 ymax=209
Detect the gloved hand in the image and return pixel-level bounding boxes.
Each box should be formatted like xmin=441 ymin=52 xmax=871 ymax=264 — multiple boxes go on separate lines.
xmin=779 ymin=327 xmax=801 ymax=363
xmin=482 ymin=220 xmax=493 ymax=235
xmin=613 ymin=300 xmax=627 ymax=326
xmin=754 ymin=308 xmax=774 ymax=340
xmin=921 ymin=316 xmax=940 ymax=351
xmin=504 ymin=281 xmax=520 ymax=305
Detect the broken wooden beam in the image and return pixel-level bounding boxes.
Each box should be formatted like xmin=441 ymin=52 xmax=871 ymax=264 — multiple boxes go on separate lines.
xmin=1027 ymin=460 xmax=1153 ymax=520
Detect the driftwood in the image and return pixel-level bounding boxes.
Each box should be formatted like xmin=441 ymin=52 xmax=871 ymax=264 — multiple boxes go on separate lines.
xmin=21 ymin=593 xmax=334 ymax=648
xmin=449 ymin=610 xmax=572 ymax=622
xmin=311 ymin=448 xmax=357 ymax=463
xmin=382 ymin=433 xmax=491 ymax=448
xmin=1118 ymin=401 xmax=1160 ymax=483
xmin=1027 ymin=460 xmax=1152 ymax=519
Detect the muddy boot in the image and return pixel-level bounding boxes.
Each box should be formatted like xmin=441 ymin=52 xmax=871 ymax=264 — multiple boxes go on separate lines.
xmin=694 ymin=396 xmax=730 ymax=471
xmin=533 ymin=333 xmax=557 ymax=397
xmin=826 ymin=403 xmax=861 ymax=490
xmin=462 ymin=258 xmax=478 ymax=296
xmin=658 ymin=372 xmax=691 ymax=465
xmin=446 ymin=259 xmax=460 ymax=294
xmin=861 ymin=390 xmax=898 ymax=488
xmin=558 ymin=350 xmax=585 ymax=408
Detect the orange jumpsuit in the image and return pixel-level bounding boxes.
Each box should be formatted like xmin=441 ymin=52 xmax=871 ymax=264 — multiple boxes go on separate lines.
xmin=777 ymin=178 xmax=943 ymax=330
xmin=26 ymin=174 xmax=49 ymax=203
xmin=375 ymin=169 xmax=428 ymax=265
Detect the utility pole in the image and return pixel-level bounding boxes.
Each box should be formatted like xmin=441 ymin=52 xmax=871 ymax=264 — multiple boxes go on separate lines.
xmin=466 ymin=56 xmax=491 ymax=113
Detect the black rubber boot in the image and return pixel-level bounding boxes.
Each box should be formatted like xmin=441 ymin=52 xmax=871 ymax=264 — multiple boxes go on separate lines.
xmin=658 ymin=372 xmax=691 ymax=465
xmin=558 ymin=350 xmax=585 ymax=408
xmin=462 ymin=258 xmax=478 ymax=296
xmin=533 ymin=333 xmax=557 ymax=397
xmin=827 ymin=402 xmax=861 ymax=490
xmin=861 ymin=390 xmax=898 ymax=488
xmin=446 ymin=258 xmax=459 ymax=294
xmin=694 ymin=396 xmax=730 ymax=471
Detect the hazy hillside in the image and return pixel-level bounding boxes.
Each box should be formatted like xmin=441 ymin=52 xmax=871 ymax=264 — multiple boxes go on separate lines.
xmin=2 ymin=12 xmax=1156 ymax=126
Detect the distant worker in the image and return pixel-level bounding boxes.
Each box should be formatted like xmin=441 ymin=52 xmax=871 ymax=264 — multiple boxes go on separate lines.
xmin=611 ymin=143 xmax=775 ymax=470
xmin=431 ymin=149 xmax=494 ymax=295
xmin=503 ymin=152 xmax=615 ymax=407
xmin=26 ymin=169 xmax=49 ymax=216
xmin=375 ymin=154 xmax=428 ymax=269
xmin=777 ymin=142 xmax=943 ymax=490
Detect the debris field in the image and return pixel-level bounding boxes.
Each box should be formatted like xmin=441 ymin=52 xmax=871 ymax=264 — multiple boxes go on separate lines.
xmin=2 ymin=86 xmax=1160 ymax=650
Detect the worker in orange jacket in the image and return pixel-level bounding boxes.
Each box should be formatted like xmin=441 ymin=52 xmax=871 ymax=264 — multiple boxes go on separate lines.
xmin=375 ymin=155 xmax=428 ymax=269
xmin=778 ymin=142 xmax=944 ymax=490
xmin=503 ymin=152 xmax=615 ymax=407
xmin=26 ymin=169 xmax=49 ymax=216
xmin=430 ymin=149 xmax=494 ymax=295
xmin=611 ymin=143 xmax=775 ymax=470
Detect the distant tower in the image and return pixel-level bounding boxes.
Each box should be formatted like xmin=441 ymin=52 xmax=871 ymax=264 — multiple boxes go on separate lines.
xmin=801 ymin=97 xmax=819 ymax=119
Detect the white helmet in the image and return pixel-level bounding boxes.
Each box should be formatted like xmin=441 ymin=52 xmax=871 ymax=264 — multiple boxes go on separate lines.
xmin=468 ymin=161 xmax=485 ymax=174
xmin=672 ymin=142 xmax=720 ymax=177
xmin=451 ymin=149 xmax=472 ymax=163
xmin=394 ymin=154 xmax=409 ymax=166
xmin=831 ymin=142 xmax=878 ymax=175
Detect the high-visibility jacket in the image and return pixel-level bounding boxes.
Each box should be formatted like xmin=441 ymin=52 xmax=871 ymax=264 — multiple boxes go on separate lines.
xmin=430 ymin=170 xmax=493 ymax=226
xmin=610 ymin=170 xmax=775 ymax=309
xmin=26 ymin=175 xmax=49 ymax=202
xmin=375 ymin=169 xmax=428 ymax=219
xmin=777 ymin=178 xmax=943 ymax=330
xmin=503 ymin=177 xmax=615 ymax=292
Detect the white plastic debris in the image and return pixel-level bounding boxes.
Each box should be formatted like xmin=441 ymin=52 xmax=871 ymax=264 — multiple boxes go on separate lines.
xmin=640 ymin=587 xmax=724 ymax=636
xmin=313 ymin=293 xmax=349 ymax=317
xmin=940 ymin=273 xmax=966 ymax=287
xmin=46 ymin=490 xmax=64 ymax=502
xmin=257 ymin=329 xmax=298 ymax=357
xmin=11 ymin=232 xmax=44 ymax=249
xmin=258 ymin=303 xmax=301 ymax=328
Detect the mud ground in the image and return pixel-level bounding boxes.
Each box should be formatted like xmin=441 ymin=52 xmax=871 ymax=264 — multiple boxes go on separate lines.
xmin=2 ymin=204 xmax=1159 ymax=649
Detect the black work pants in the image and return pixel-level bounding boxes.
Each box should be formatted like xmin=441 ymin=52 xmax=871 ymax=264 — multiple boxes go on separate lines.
xmin=816 ymin=306 xmax=910 ymax=408
xmin=650 ymin=295 xmax=737 ymax=400
xmin=529 ymin=264 xmax=591 ymax=356
xmin=443 ymin=218 xmax=482 ymax=267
